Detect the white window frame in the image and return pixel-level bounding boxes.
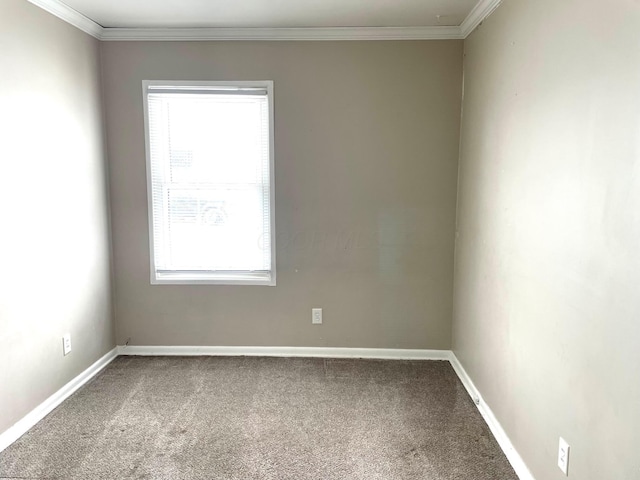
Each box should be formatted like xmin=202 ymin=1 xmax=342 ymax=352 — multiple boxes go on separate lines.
xmin=142 ymin=80 xmax=276 ymax=286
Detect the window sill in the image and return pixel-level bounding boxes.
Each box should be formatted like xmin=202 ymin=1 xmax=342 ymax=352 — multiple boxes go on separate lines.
xmin=151 ymin=270 xmax=276 ymax=286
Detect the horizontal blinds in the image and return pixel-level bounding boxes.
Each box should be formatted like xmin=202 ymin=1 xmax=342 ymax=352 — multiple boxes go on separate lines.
xmin=146 ymin=85 xmax=271 ymax=273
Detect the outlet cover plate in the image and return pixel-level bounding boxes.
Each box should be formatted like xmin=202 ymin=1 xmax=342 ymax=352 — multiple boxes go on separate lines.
xmin=558 ymin=437 xmax=570 ymax=475
xmin=63 ymin=333 xmax=72 ymax=356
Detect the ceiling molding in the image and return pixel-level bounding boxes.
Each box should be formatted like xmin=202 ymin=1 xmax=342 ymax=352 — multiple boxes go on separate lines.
xmin=26 ymin=0 xmax=103 ymax=39
xmin=100 ymin=25 xmax=462 ymax=41
xmin=26 ymin=0 xmax=501 ymax=41
xmin=459 ymin=0 xmax=502 ymax=37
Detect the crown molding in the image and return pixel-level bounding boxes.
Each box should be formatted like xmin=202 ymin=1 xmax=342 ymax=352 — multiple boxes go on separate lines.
xmin=100 ymin=26 xmax=462 ymax=41
xmin=460 ymin=0 xmax=502 ymax=37
xmin=26 ymin=0 xmax=103 ymax=39
xmin=27 ymin=0 xmax=500 ymax=41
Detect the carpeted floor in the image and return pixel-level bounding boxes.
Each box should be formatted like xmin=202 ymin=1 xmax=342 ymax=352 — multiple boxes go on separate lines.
xmin=0 ymin=356 xmax=518 ymax=480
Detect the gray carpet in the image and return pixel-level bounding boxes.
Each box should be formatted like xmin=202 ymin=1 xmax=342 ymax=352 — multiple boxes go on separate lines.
xmin=0 ymin=357 xmax=518 ymax=480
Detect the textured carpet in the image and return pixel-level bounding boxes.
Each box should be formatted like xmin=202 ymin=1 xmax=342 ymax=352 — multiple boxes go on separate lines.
xmin=0 ymin=357 xmax=518 ymax=480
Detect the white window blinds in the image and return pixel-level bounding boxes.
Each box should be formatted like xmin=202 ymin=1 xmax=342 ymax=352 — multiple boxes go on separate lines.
xmin=143 ymin=82 xmax=275 ymax=285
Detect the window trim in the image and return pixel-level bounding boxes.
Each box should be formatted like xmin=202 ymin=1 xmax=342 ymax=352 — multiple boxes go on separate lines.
xmin=142 ymin=80 xmax=276 ymax=286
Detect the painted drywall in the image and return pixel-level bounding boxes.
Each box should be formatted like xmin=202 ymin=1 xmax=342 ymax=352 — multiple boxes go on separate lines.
xmin=101 ymin=40 xmax=462 ymax=349
xmin=0 ymin=0 xmax=114 ymax=434
xmin=453 ymin=0 xmax=640 ymax=478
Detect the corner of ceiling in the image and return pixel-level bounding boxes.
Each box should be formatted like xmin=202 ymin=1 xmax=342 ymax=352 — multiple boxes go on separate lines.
xmin=26 ymin=0 xmax=103 ymax=38
xmin=459 ymin=0 xmax=503 ymax=38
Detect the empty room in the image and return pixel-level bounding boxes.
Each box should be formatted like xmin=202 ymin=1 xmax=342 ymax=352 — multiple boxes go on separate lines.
xmin=1 ymin=0 xmax=638 ymax=478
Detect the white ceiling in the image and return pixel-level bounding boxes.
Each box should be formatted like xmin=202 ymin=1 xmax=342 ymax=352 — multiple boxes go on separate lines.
xmin=60 ymin=0 xmax=479 ymax=29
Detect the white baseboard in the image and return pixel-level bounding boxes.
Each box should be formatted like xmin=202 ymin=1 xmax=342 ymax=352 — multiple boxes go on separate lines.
xmin=449 ymin=353 xmax=535 ymax=480
xmin=117 ymin=345 xmax=451 ymax=360
xmin=0 ymin=347 xmax=118 ymax=453
xmin=1 ymin=344 xmax=533 ymax=480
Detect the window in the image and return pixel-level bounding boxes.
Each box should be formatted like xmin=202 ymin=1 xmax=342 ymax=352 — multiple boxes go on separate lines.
xmin=142 ymin=81 xmax=275 ymax=285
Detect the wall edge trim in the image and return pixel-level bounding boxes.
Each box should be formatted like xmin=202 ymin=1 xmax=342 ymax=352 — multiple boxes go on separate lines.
xmin=99 ymin=26 xmax=462 ymax=41
xmin=117 ymin=345 xmax=452 ymax=359
xmin=459 ymin=0 xmax=503 ymax=37
xmin=0 ymin=347 xmax=118 ymax=453
xmin=1 ymin=345 xmax=534 ymax=480
xmin=26 ymin=0 xmax=103 ymax=38
xmin=449 ymin=352 xmax=536 ymax=480
xmin=26 ymin=0 xmax=502 ymax=41
xmin=22 ymin=1 xmax=464 ymax=41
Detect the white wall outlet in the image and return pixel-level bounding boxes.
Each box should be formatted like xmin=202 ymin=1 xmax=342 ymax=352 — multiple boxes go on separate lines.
xmin=62 ymin=333 xmax=72 ymax=356
xmin=558 ymin=437 xmax=570 ymax=475
xmin=312 ymin=308 xmax=322 ymax=324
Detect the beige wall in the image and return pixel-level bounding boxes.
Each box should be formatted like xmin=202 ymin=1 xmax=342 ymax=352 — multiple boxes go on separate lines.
xmin=101 ymin=40 xmax=463 ymax=349
xmin=0 ymin=0 xmax=114 ymax=434
xmin=453 ymin=0 xmax=640 ymax=478
xmin=4 ymin=2 xmax=637 ymax=474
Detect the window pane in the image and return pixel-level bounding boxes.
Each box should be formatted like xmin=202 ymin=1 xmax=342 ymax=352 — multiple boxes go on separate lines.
xmin=164 ymin=96 xmax=266 ymax=185
xmin=145 ymin=83 xmax=274 ymax=284
xmin=164 ymin=186 xmax=269 ymax=271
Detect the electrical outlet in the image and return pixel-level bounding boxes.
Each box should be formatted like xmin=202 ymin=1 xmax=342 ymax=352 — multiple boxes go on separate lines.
xmin=558 ymin=437 xmax=570 ymax=475
xmin=312 ymin=308 xmax=322 ymax=324
xmin=62 ymin=333 xmax=72 ymax=356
